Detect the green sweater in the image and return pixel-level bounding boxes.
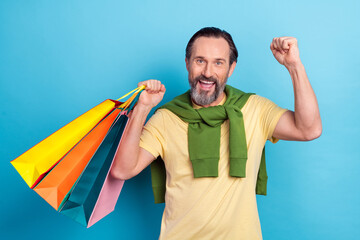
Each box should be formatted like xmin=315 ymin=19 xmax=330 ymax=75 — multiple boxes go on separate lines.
xmin=150 ymin=85 xmax=268 ymax=204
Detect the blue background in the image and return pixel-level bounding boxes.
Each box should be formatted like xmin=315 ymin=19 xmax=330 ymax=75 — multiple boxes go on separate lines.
xmin=1 ymin=0 xmax=359 ymax=239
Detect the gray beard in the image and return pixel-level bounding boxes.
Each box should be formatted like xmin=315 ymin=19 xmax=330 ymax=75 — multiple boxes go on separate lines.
xmin=189 ymin=75 xmax=227 ymax=106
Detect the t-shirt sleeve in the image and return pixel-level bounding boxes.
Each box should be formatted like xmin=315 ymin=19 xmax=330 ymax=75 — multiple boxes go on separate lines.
xmin=253 ymin=95 xmax=288 ymax=143
xmin=139 ymin=110 xmax=166 ymax=159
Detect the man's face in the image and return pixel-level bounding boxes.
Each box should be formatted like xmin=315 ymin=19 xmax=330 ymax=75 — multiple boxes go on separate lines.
xmin=186 ymin=36 xmax=236 ymax=106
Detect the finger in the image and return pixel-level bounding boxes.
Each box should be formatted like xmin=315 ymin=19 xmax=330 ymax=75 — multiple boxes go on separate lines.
xmin=160 ymin=84 xmax=166 ymax=93
xmin=282 ymin=36 xmax=293 ymax=41
xmin=275 ymin=38 xmax=284 ymax=54
xmin=270 ymin=42 xmax=280 ymax=56
xmin=146 ymin=79 xmax=162 ymax=93
xmin=281 ymin=39 xmax=290 ymax=50
xmin=278 ymin=39 xmax=288 ymax=54
xmin=289 ymin=37 xmax=298 ymax=47
xmin=142 ymin=80 xmax=152 ymax=92
xmin=152 ymin=80 xmax=161 ymax=93
xmin=147 ymin=80 xmax=155 ymax=93
xmin=283 ymin=37 xmax=297 ymax=46
xmin=273 ymin=38 xmax=283 ymax=54
xmin=272 ymin=38 xmax=279 ymax=50
xmin=270 ymin=42 xmax=275 ymax=51
xmin=270 ymin=43 xmax=277 ymax=55
xmin=276 ymin=38 xmax=285 ymax=54
xmin=138 ymin=81 xmax=146 ymax=88
xmin=155 ymin=80 xmax=161 ymax=92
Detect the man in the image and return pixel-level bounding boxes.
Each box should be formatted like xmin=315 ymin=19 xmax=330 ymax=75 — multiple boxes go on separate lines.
xmin=111 ymin=27 xmax=322 ymax=239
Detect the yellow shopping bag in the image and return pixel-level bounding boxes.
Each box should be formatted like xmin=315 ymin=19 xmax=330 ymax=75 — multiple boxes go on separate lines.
xmin=11 ymin=86 xmax=145 ymax=189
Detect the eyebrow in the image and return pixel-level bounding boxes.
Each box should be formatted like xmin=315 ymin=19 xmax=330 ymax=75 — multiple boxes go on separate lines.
xmin=215 ymin=58 xmax=226 ymax=62
xmin=194 ymin=56 xmax=227 ymax=62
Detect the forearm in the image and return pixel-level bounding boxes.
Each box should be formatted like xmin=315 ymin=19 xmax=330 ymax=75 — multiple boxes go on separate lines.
xmin=287 ymin=63 xmax=322 ymax=139
xmin=111 ymin=104 xmax=152 ymax=179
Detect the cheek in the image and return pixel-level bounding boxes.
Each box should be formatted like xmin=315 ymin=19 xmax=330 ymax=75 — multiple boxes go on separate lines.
xmin=188 ymin=66 xmax=202 ymax=78
xmin=217 ymin=68 xmax=230 ymax=79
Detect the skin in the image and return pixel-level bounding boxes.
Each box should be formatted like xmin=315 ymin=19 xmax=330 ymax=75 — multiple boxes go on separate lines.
xmin=111 ymin=36 xmax=322 ymax=180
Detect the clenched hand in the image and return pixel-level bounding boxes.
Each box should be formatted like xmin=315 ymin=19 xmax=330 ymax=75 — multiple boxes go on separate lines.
xmin=270 ymin=37 xmax=302 ymax=69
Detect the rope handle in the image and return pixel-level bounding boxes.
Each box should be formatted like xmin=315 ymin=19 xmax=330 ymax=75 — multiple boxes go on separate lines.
xmin=116 ymin=85 xmax=145 ymax=110
xmin=116 ymin=85 xmax=145 ymax=101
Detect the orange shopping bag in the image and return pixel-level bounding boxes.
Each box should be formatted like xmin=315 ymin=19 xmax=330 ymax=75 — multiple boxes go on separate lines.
xmin=34 ymin=108 xmax=122 ymax=210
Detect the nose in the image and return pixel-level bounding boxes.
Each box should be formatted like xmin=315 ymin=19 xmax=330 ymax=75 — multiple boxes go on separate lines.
xmin=201 ymin=63 xmax=213 ymax=78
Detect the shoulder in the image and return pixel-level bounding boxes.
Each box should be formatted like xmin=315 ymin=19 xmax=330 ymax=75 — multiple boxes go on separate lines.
xmin=155 ymin=108 xmax=179 ymax=119
xmin=152 ymin=109 xmax=187 ymax=126
xmin=242 ymin=94 xmax=274 ymax=111
xmin=242 ymin=94 xmax=287 ymax=121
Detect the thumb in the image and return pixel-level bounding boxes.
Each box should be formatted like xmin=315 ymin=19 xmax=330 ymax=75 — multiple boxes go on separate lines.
xmin=137 ymin=81 xmax=147 ymax=88
xmin=160 ymin=84 xmax=166 ymax=93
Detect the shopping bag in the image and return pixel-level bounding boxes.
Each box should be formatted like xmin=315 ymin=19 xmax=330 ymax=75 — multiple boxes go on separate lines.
xmin=87 ymin=159 xmax=125 ymax=227
xmin=59 ymin=114 xmax=128 ymax=227
xmin=11 ymin=100 xmax=117 ymax=188
xmin=33 ymin=108 xmax=122 ymax=210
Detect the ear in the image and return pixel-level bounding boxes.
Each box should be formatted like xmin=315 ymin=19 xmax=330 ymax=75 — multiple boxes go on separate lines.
xmin=185 ymin=58 xmax=189 ymax=71
xmin=228 ymin=62 xmax=236 ymax=78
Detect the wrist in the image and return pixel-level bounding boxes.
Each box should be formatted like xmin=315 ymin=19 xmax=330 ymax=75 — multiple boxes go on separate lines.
xmin=134 ymin=102 xmax=153 ymax=114
xmin=285 ymin=62 xmax=304 ymax=72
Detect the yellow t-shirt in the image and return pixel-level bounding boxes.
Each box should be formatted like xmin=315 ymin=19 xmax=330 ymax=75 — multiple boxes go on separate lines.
xmin=140 ymin=94 xmax=288 ymax=240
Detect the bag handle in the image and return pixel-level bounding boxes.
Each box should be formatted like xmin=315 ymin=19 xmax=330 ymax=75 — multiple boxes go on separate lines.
xmin=116 ymin=85 xmax=145 ymax=111
xmin=116 ymin=85 xmax=145 ymax=102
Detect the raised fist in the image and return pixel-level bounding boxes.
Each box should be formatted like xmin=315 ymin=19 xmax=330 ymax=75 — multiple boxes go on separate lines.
xmin=270 ymin=37 xmax=302 ymax=69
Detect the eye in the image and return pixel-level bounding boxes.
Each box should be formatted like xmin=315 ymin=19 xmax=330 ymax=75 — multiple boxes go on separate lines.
xmin=196 ymin=59 xmax=204 ymax=64
xmin=215 ymin=61 xmax=223 ymax=66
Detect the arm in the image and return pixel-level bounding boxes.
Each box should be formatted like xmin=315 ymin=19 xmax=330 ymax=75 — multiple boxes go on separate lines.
xmin=111 ymin=80 xmax=166 ymax=180
xmin=270 ymin=37 xmax=322 ymax=141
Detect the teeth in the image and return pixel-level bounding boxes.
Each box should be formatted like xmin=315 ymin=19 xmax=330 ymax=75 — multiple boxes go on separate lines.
xmin=200 ymin=80 xmax=214 ymax=84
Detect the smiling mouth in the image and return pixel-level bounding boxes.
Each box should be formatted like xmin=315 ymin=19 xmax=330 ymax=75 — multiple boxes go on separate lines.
xmin=198 ymin=79 xmax=216 ymax=90
xmin=199 ymin=79 xmax=215 ymax=84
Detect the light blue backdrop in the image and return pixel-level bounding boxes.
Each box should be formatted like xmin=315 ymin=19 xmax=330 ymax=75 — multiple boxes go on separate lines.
xmin=1 ymin=0 xmax=359 ymax=239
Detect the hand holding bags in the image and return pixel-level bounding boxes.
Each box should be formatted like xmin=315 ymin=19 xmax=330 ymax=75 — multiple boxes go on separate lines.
xmin=11 ymin=86 xmax=145 ymax=227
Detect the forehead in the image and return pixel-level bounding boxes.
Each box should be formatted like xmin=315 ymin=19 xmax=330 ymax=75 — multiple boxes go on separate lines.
xmin=191 ymin=37 xmax=230 ymax=60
